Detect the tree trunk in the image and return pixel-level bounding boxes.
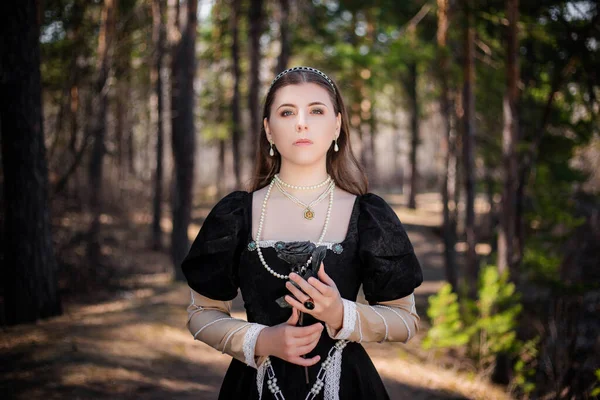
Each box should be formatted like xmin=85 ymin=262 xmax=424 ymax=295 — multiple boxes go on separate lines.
xmin=115 ymin=82 xmax=126 ymax=180
xmin=437 ymin=0 xmax=458 ymax=289
xmin=498 ymin=0 xmax=519 ymax=279
xmin=248 ymin=0 xmax=264 ymax=159
xmin=88 ymin=0 xmax=117 ymax=267
xmin=171 ymin=0 xmax=197 ymax=278
xmin=0 ymin=0 xmax=62 ymax=325
xmin=231 ymin=0 xmax=242 ymax=188
xmin=492 ymin=0 xmax=520 ymax=385
xmin=369 ymin=106 xmax=377 ymax=186
xmin=218 ymin=139 xmax=226 ymax=197
xmin=462 ymin=0 xmax=478 ymax=296
xmin=392 ymin=94 xmax=404 ymax=191
xmin=275 ymin=0 xmax=290 ymax=74
xmin=407 ymin=62 xmax=419 ymax=210
xmin=152 ymin=0 xmax=166 ymax=250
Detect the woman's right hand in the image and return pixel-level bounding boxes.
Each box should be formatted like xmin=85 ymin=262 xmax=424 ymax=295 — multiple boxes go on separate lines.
xmin=255 ymin=308 xmax=323 ymax=367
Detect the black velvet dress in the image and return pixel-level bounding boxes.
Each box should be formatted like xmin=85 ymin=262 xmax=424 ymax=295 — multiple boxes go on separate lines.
xmin=181 ymin=191 xmax=423 ymax=400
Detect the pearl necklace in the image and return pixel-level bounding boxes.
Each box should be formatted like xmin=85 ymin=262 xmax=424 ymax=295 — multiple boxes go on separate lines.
xmin=264 ymin=339 xmax=349 ymax=399
xmin=274 ymin=174 xmax=331 ymax=190
xmin=275 ymin=179 xmax=335 ymax=220
xmin=254 ymin=178 xmax=334 ymax=280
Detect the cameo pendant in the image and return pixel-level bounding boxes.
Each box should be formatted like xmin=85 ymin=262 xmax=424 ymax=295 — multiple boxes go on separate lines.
xmin=303 ymin=208 xmax=315 ymax=220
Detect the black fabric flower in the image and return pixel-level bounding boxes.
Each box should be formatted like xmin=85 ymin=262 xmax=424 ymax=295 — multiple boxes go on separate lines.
xmin=275 ymin=244 xmax=329 ymax=308
xmin=274 ymin=241 xmax=316 ymax=265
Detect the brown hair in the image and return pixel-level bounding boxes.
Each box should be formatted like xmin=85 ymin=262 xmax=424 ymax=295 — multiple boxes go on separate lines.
xmin=248 ymin=69 xmax=368 ymax=195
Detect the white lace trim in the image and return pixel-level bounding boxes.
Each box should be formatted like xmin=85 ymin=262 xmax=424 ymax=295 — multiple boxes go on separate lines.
xmin=324 ymin=345 xmax=344 ymax=400
xmin=327 ymin=299 xmax=356 ymax=340
xmin=374 ymin=304 xmax=412 ymax=342
xmin=369 ymin=306 xmax=388 ymax=343
xmin=356 ymin=308 xmax=363 ymax=343
xmin=257 ymin=240 xmax=338 ymax=250
xmin=256 ymin=360 xmax=267 ymax=400
xmin=243 ymin=323 xmax=268 ymax=369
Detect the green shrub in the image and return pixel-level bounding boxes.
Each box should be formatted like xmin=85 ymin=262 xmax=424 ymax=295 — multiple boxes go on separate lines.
xmin=423 ymin=265 xmax=538 ymax=394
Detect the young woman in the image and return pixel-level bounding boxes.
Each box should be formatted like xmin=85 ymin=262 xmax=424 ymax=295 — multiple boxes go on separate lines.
xmin=182 ymin=66 xmax=423 ymax=400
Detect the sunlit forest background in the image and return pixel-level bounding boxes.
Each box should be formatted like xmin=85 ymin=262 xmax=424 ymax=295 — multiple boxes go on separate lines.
xmin=1 ymin=0 xmax=599 ymax=399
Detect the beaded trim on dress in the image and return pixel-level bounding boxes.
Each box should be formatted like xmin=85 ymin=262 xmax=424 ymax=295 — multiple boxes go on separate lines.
xmin=257 ymin=240 xmax=338 ymax=250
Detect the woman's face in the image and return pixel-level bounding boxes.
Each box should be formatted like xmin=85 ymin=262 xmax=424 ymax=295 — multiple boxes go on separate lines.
xmin=264 ymin=83 xmax=341 ymax=167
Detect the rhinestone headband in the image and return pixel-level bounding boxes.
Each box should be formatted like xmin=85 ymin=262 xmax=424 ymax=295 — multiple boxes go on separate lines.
xmin=269 ymin=66 xmax=336 ymax=94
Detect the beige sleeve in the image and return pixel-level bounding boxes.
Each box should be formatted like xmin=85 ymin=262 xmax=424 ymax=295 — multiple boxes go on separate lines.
xmin=186 ymin=289 xmax=268 ymax=368
xmin=325 ymin=294 xmax=419 ymax=343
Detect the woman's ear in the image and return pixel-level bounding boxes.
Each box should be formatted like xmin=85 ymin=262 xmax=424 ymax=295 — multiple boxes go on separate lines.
xmin=264 ymin=117 xmax=272 ymax=142
xmin=336 ymin=112 xmax=341 ymax=137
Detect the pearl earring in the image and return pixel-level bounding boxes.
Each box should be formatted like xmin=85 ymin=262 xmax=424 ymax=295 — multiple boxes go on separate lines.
xmin=334 ymin=137 xmax=339 ymax=152
xmin=269 ymin=141 xmax=275 ymax=157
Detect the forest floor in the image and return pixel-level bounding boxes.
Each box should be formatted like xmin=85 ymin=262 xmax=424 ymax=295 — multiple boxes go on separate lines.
xmin=0 ymin=192 xmax=512 ymax=400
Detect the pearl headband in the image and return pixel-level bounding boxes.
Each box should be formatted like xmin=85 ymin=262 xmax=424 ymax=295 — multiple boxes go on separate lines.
xmin=269 ymin=66 xmax=336 ymax=94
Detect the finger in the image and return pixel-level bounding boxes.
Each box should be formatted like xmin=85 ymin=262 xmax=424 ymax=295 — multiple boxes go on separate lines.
xmin=286 ymin=281 xmax=312 ymax=302
xmin=290 ymin=355 xmax=321 ymax=367
xmin=286 ymin=307 xmax=299 ymax=326
xmin=290 ymin=322 xmax=323 ymax=338
xmin=307 ymin=276 xmax=333 ymax=296
xmin=285 ymin=295 xmax=311 ymax=314
xmin=318 ymin=263 xmax=336 ymax=287
xmin=295 ymin=338 xmax=320 ymax=357
xmin=289 ymin=273 xmax=321 ymax=299
xmin=295 ymin=328 xmax=323 ymax=346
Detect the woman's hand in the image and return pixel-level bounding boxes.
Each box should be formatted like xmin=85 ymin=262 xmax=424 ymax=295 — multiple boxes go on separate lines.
xmin=254 ymin=308 xmax=323 ymax=367
xmin=284 ymin=263 xmax=344 ymax=331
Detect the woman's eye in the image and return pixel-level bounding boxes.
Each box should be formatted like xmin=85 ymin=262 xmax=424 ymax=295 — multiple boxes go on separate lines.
xmin=311 ymin=108 xmax=324 ymax=115
xmin=280 ymin=110 xmax=294 ymax=117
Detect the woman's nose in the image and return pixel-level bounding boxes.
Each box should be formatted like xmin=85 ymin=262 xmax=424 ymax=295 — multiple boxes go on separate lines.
xmin=296 ymin=112 xmax=308 ymax=132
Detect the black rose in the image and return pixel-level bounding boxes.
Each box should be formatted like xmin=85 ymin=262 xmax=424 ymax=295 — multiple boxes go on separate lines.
xmin=275 ymin=245 xmax=329 ymax=309
xmin=275 ymin=241 xmax=316 ymax=265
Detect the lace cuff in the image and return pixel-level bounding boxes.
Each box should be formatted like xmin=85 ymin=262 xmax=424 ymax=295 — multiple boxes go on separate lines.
xmin=243 ymin=323 xmax=268 ymax=369
xmin=326 ymin=298 xmax=356 ymax=340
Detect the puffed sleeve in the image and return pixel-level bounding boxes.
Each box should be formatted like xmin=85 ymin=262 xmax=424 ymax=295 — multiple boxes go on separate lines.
xmin=181 ymin=191 xmax=249 ymax=301
xmin=357 ymin=193 xmax=423 ymax=304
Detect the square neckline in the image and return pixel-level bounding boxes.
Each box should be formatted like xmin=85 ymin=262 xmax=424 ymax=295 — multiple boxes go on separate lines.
xmin=247 ymin=190 xmax=360 ymax=246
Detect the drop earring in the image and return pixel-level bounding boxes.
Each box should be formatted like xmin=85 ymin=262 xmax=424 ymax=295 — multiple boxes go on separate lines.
xmin=269 ymin=141 xmax=275 ymax=157
xmin=334 ymin=137 xmax=339 ymax=152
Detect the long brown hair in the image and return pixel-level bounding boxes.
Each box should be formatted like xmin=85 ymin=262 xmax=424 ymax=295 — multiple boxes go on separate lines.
xmin=248 ymin=69 xmax=368 ymax=195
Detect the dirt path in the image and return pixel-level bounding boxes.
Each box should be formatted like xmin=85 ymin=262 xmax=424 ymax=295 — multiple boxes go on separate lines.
xmin=0 ymin=193 xmax=511 ymax=400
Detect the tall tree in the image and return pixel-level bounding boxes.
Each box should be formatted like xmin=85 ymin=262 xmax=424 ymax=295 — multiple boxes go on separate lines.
xmin=87 ymin=0 xmax=118 ymax=266
xmin=462 ymin=0 xmax=478 ymax=295
xmin=170 ymin=0 xmax=198 ymax=277
xmin=231 ymin=0 xmax=243 ymax=188
xmin=0 ymin=0 xmax=62 ymax=324
xmin=151 ymin=0 xmax=166 ymax=250
xmin=248 ymin=0 xmax=264 ymax=159
xmin=437 ymin=0 xmax=458 ymax=289
xmin=275 ymin=0 xmax=291 ymax=74
xmin=406 ymin=60 xmax=419 ymax=210
xmin=498 ymin=0 xmax=520 ymax=277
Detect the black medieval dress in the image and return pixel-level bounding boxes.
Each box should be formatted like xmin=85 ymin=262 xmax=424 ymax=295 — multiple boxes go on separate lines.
xmin=181 ymin=191 xmax=423 ymax=400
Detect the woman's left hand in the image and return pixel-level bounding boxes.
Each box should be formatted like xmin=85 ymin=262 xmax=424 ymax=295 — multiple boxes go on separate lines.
xmin=284 ymin=263 xmax=343 ymax=331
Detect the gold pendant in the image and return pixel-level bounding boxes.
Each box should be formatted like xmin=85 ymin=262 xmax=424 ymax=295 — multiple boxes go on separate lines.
xmin=304 ymin=208 xmax=315 ymax=220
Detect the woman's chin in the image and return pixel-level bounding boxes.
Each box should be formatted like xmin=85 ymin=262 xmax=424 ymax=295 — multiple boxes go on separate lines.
xmin=281 ymin=154 xmax=327 ymax=167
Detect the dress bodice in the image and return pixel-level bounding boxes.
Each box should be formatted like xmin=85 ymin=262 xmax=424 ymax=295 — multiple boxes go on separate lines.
xmin=182 ymin=191 xmax=422 ymax=327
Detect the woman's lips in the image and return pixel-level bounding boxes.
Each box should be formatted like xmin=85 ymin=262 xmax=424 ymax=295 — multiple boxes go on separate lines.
xmin=294 ymin=139 xmax=313 ymax=146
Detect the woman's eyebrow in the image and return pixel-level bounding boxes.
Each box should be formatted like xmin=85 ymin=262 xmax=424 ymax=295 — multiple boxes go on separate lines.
xmin=276 ymin=101 xmax=329 ymax=110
